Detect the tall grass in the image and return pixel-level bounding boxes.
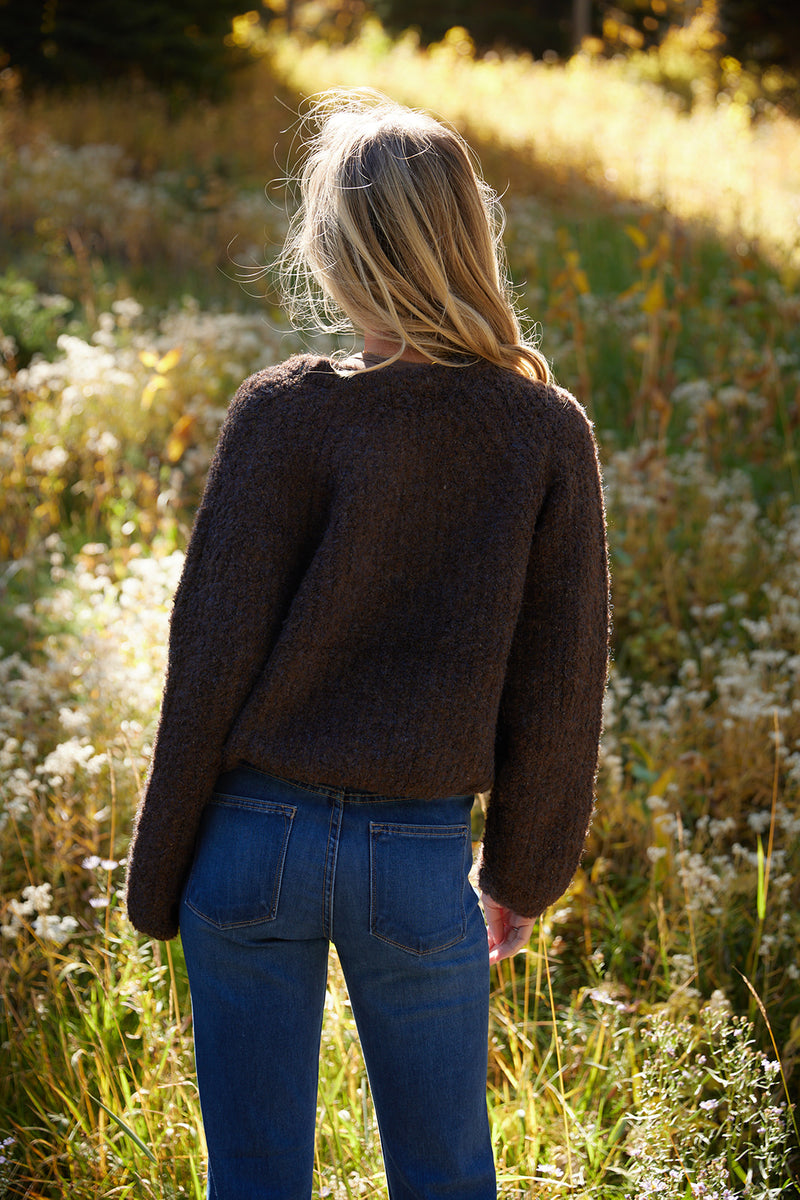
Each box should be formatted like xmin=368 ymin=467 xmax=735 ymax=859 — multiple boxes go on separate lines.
xmin=1 ymin=21 xmax=799 ymax=1199
xmin=261 ymin=18 xmax=800 ymax=270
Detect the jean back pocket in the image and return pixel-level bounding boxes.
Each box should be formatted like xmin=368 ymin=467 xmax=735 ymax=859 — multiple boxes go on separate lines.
xmin=184 ymin=794 xmax=295 ymax=930
xmin=369 ymin=822 xmax=469 ymax=955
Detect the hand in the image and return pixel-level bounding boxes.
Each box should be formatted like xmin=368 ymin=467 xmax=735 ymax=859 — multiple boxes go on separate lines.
xmin=480 ymin=892 xmax=536 ymax=965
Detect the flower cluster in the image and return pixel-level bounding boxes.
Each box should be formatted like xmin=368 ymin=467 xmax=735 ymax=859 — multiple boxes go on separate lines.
xmin=1 ymin=298 xmax=302 ymax=555
xmin=0 ymin=138 xmax=283 ymax=278
xmin=1 ymin=882 xmax=78 ymax=945
xmin=625 ymin=1006 xmax=792 ymax=1199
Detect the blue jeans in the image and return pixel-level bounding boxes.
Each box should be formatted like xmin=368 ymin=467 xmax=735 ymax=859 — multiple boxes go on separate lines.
xmin=179 ymin=765 xmax=496 ymax=1200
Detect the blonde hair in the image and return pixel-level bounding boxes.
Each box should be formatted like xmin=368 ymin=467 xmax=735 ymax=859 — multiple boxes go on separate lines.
xmin=278 ymin=89 xmax=550 ymax=382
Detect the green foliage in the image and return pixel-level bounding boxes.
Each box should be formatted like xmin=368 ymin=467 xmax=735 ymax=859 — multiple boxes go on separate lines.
xmin=0 ymin=271 xmax=77 ymax=369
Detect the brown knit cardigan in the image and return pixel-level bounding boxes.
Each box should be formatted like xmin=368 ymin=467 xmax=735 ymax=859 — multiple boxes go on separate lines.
xmin=126 ymin=354 xmax=609 ymax=941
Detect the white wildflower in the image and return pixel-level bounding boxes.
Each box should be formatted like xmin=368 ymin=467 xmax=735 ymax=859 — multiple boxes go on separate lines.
xmin=39 ymin=739 xmax=99 ymax=781
xmin=747 ymin=810 xmax=772 ymax=834
xmin=18 ymin=883 xmax=53 ymax=914
xmin=708 ymin=817 xmax=736 ymax=839
xmin=30 ymin=445 xmax=70 ymax=474
xmin=705 ymin=990 xmax=731 ymax=1016
xmin=58 ymin=707 xmax=90 ymax=733
xmin=32 ymin=914 xmax=79 ymax=945
xmin=646 ymin=795 xmax=669 ymax=813
xmin=111 ymin=297 xmax=143 ymax=323
xmin=670 ymin=953 xmax=695 ymax=985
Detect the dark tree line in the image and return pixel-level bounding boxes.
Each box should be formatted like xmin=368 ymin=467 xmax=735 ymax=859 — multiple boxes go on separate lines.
xmin=1 ymin=0 xmax=798 ymax=93
xmin=0 ymin=0 xmax=246 ymax=94
xmin=717 ymin=0 xmax=800 ymax=75
xmin=372 ymin=0 xmax=800 ymax=69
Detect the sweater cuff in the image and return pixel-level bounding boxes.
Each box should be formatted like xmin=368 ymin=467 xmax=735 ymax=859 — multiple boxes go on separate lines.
xmin=476 ymin=849 xmax=541 ymax=919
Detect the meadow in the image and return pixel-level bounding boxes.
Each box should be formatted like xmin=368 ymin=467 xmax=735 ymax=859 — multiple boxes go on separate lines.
xmin=1 ymin=14 xmax=799 ymax=1198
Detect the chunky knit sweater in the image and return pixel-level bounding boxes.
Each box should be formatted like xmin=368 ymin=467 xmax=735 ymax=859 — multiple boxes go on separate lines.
xmin=126 ymin=354 xmax=609 ymax=941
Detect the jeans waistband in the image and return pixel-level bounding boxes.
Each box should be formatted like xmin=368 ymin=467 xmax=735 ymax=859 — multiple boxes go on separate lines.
xmin=226 ymin=762 xmax=473 ymax=807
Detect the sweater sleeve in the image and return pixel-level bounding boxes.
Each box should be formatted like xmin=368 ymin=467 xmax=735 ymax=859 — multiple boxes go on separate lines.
xmin=125 ymin=371 xmax=308 ymax=939
xmin=478 ymin=397 xmax=609 ymax=918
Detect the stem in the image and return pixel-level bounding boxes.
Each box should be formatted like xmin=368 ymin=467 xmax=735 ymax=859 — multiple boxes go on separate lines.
xmin=540 ymin=920 xmax=573 ymax=1189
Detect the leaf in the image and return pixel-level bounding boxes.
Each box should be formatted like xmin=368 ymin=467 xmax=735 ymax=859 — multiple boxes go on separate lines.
xmin=89 ymin=1095 xmax=157 ymax=1163
xmin=141 ymin=375 xmax=167 ymax=411
xmin=573 ymin=267 xmax=591 ymax=295
xmin=617 ymin=281 xmax=643 ymax=303
xmin=649 ymin=766 xmax=676 ymax=798
xmin=139 ymin=350 xmax=158 ymax=368
xmin=625 ymin=223 xmax=648 ymax=250
xmin=639 ymin=231 xmax=671 ymax=270
xmin=622 ymin=737 xmax=655 ymax=772
xmin=641 ymin=278 xmax=666 ymax=314
xmin=157 ymin=347 xmax=182 ymax=373
xmin=166 ymin=414 xmax=196 ymax=463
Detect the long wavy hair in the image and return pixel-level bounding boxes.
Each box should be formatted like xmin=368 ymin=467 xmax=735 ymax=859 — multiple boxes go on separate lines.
xmin=278 ymin=89 xmax=550 ymax=381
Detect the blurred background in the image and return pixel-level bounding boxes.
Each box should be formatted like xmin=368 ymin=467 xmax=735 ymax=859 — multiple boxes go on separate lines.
xmin=1 ymin=3 xmax=799 ymax=1198
xmin=2 ymin=0 xmax=799 ymax=101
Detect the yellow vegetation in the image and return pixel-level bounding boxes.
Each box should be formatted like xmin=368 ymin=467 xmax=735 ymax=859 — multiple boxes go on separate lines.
xmin=262 ymin=16 xmax=800 ymax=267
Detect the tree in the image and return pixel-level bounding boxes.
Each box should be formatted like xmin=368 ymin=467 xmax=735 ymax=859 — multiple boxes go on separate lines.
xmin=0 ymin=0 xmax=248 ymax=94
xmin=371 ymin=0 xmax=579 ymax=58
xmin=572 ymin=0 xmax=592 ymax=49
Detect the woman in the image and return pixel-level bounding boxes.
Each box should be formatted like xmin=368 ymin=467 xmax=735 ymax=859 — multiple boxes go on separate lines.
xmin=126 ymin=89 xmax=609 ymax=1200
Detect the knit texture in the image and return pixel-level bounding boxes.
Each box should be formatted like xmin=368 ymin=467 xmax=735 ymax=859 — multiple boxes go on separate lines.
xmin=126 ymin=354 xmax=609 ymax=940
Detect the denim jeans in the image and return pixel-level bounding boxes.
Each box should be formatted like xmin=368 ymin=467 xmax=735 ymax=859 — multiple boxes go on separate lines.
xmin=179 ymin=764 xmax=496 ymax=1200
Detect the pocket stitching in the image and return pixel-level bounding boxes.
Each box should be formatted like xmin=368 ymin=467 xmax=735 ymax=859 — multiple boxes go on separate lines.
xmin=370 ymin=823 xmax=467 ymax=838
xmin=208 ymin=793 xmax=295 ymax=814
xmin=185 ymin=802 xmax=296 ymax=930
xmin=369 ymin=823 xmax=468 ymax=956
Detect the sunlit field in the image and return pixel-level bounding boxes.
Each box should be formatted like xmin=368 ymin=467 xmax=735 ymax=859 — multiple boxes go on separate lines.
xmin=263 ymin=17 xmax=800 ymax=269
xmin=1 ymin=16 xmax=799 ymax=1199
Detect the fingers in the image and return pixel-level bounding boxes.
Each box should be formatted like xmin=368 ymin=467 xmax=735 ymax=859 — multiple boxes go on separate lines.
xmin=480 ymin=892 xmax=536 ymax=964
xmin=482 ymin=894 xmax=507 ymax=952
xmin=487 ymin=918 xmax=535 ymax=965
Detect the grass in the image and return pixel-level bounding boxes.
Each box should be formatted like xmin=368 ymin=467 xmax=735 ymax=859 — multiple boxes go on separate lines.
xmin=261 ymin=18 xmax=800 ymax=270
xmin=1 ymin=15 xmax=799 ymax=1199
